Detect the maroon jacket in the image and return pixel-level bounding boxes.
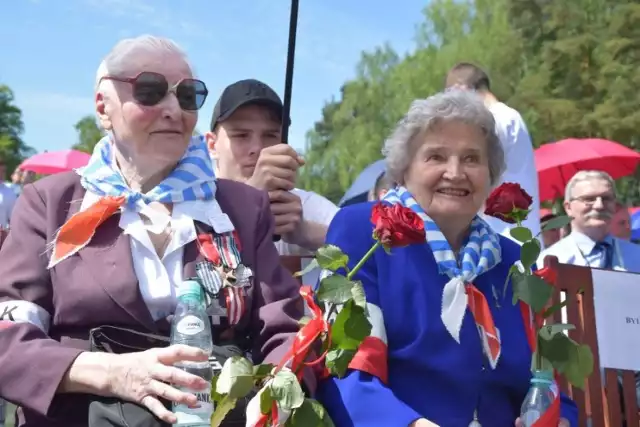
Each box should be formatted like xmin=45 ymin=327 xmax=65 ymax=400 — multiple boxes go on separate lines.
xmin=0 ymin=172 xmax=311 ymax=427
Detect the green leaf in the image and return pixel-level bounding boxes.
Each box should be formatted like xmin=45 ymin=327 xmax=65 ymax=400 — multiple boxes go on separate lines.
xmin=325 ymin=348 xmax=357 ymax=378
xmin=253 ymin=363 xmax=275 ymax=379
xmin=542 ymin=299 xmax=569 ymax=318
xmin=511 ymin=273 xmax=553 ymax=312
xmin=259 ymin=387 xmax=273 ymax=415
xmin=269 ymin=369 xmax=305 ymax=411
xmin=210 ymin=395 xmax=238 ymax=427
xmin=539 ymin=323 xmax=575 ymax=340
xmin=294 ymin=258 xmax=320 ymax=277
xmin=538 ymin=332 xmax=594 ymax=389
xmin=331 ymin=299 xmax=372 ymax=351
xmin=503 ymin=264 xmax=520 ymax=299
xmin=210 ymin=374 xmax=223 ymax=403
xmin=510 ymin=226 xmax=533 ymax=243
xmin=511 ymin=207 xmax=531 ymax=223
xmin=563 ymin=344 xmax=594 ymax=389
xmin=215 ymin=356 xmax=255 ymax=399
xmin=541 ymin=215 xmax=572 ymax=232
xmin=316 ymin=245 xmax=349 ymax=271
xmin=350 ymin=281 xmax=367 ymax=308
xmin=316 ymin=275 xmax=356 ymax=304
xmin=288 ymin=398 xmax=336 ymax=427
xmin=520 ymin=240 xmax=541 ymax=270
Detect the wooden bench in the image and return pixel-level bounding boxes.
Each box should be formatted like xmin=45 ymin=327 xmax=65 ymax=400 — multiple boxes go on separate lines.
xmin=544 ymin=256 xmax=639 ymax=427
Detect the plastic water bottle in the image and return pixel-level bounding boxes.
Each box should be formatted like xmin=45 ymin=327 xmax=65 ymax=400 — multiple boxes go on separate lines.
xmin=520 ymin=370 xmax=557 ymax=427
xmin=170 ymin=279 xmax=214 ymax=426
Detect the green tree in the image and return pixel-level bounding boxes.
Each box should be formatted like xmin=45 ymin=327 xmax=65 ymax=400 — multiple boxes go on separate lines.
xmin=301 ymin=0 xmax=640 ymax=206
xmin=507 ymin=0 xmax=640 ymax=203
xmin=0 ymin=85 xmax=34 ymax=179
xmin=72 ymin=115 xmax=104 ymax=154
xmin=300 ymin=0 xmax=523 ymax=202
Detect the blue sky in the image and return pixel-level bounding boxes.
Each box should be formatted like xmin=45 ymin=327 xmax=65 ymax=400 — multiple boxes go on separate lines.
xmin=1 ymin=0 xmax=426 ymax=154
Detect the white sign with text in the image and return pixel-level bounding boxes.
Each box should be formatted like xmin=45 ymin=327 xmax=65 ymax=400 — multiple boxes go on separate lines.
xmin=593 ymin=268 xmax=640 ymax=371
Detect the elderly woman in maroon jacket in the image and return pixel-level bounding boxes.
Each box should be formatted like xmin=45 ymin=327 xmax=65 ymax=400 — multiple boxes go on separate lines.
xmin=0 ymin=35 xmax=308 ymax=427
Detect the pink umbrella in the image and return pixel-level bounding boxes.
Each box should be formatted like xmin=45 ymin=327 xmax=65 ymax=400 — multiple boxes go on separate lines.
xmin=20 ymin=150 xmax=91 ymax=175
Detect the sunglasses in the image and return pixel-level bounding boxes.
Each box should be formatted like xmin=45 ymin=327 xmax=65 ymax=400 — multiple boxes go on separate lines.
xmin=100 ymin=71 xmax=208 ymax=111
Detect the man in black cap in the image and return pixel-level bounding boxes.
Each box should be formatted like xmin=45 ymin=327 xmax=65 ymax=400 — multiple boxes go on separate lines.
xmin=205 ymin=79 xmax=338 ymax=282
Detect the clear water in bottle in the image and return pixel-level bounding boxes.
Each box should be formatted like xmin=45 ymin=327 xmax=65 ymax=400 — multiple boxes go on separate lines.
xmin=170 ymin=279 xmax=214 ymax=426
xmin=520 ymin=370 xmax=557 ymax=427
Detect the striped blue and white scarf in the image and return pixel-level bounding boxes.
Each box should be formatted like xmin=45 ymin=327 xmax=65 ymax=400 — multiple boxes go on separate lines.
xmin=79 ymin=134 xmax=217 ymax=208
xmin=48 ymin=135 xmax=219 ymax=268
xmin=382 ymin=186 xmax=502 ymax=344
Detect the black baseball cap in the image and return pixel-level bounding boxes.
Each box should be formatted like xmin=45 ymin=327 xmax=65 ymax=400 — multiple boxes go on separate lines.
xmin=210 ymin=79 xmax=290 ymax=131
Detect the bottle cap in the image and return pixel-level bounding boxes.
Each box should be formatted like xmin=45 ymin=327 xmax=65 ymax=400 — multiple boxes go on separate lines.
xmin=177 ymin=279 xmax=203 ymax=300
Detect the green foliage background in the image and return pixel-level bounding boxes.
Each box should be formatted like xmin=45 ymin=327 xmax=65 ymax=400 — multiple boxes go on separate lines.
xmin=2 ymin=0 xmax=639 ymax=205
xmin=298 ymin=0 xmax=640 ymax=206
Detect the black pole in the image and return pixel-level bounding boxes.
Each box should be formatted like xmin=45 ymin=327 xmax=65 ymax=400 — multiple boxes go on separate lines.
xmin=274 ymin=0 xmax=299 ymax=242
xmin=281 ymin=0 xmax=299 ymax=144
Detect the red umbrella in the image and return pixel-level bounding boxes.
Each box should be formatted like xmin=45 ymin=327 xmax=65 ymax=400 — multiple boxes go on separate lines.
xmin=20 ymin=149 xmax=91 ymax=175
xmin=535 ymin=138 xmax=640 ymax=202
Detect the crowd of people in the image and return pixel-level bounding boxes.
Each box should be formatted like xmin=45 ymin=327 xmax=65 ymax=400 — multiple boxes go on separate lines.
xmin=0 ymin=34 xmax=637 ymax=427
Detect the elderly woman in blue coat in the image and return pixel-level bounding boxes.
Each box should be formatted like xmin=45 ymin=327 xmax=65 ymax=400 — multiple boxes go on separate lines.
xmin=315 ymin=91 xmax=578 ymax=427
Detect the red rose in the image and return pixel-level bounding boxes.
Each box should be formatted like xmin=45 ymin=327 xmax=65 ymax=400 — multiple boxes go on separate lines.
xmin=484 ymin=183 xmax=533 ymax=224
xmin=371 ymin=203 xmax=426 ymax=248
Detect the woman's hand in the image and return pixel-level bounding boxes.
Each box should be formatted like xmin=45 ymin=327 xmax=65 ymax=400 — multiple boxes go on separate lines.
xmin=60 ymin=345 xmax=210 ymax=423
xmin=106 ymin=345 xmax=210 ymax=423
xmin=515 ymin=417 xmax=570 ymax=427
xmin=410 ymin=419 xmax=440 ymax=427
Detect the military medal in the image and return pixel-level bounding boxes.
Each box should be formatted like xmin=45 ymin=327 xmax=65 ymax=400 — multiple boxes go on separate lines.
xmin=195 ymin=261 xmax=227 ymax=324
xmin=196 ymin=230 xmax=252 ymax=326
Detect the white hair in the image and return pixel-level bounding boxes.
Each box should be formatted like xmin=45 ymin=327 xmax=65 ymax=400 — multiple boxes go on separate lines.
xmin=564 ymin=170 xmax=616 ymax=202
xmin=95 ymin=35 xmax=191 ymax=90
xmin=382 ymin=90 xmax=505 ymax=186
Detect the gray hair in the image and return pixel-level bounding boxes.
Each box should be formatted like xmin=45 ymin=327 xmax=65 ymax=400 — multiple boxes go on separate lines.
xmin=95 ymin=35 xmax=191 ymax=90
xmin=564 ymin=170 xmax=616 ymax=202
xmin=382 ymin=90 xmax=505 ymax=185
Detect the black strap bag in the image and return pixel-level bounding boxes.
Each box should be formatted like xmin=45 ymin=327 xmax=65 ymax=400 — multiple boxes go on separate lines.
xmin=87 ymin=325 xmax=248 ymax=427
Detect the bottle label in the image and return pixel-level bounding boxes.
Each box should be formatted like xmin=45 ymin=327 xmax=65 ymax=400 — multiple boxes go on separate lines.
xmin=173 ymin=383 xmax=214 ymax=426
xmin=176 ymin=315 xmax=205 ymax=335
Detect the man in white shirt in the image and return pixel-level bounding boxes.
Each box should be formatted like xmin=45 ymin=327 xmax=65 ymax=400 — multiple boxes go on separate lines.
xmin=445 ymin=63 xmax=541 ymax=241
xmin=205 ymin=79 xmax=338 ymax=285
xmin=0 ymin=159 xmax=17 ymax=229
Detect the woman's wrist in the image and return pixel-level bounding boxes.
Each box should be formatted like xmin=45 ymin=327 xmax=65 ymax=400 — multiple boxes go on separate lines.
xmin=58 ymin=351 xmax=114 ymax=395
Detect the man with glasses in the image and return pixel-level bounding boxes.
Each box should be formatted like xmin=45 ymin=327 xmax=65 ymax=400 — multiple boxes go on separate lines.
xmin=537 ymin=170 xmax=640 ymax=272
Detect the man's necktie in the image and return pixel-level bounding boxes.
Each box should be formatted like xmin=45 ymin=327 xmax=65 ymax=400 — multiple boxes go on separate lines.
xmin=594 ymin=241 xmax=613 ymax=269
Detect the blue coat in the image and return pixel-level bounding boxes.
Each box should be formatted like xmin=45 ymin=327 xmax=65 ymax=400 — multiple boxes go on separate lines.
xmin=316 ymin=202 xmax=578 ymax=427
